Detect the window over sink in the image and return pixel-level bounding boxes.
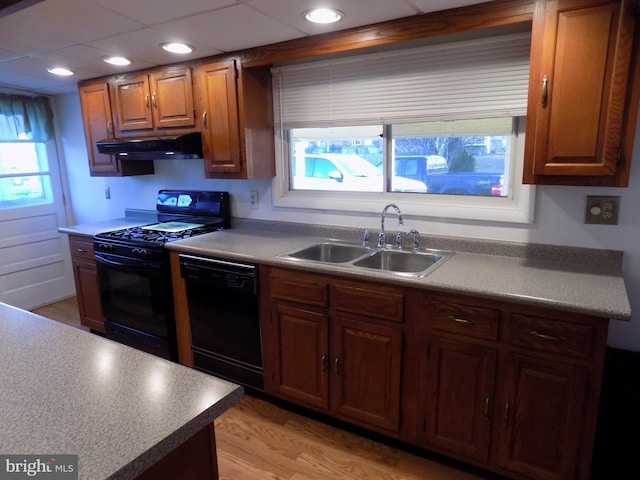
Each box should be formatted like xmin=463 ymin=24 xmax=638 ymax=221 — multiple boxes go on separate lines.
xmin=272 ymin=29 xmax=535 ymax=224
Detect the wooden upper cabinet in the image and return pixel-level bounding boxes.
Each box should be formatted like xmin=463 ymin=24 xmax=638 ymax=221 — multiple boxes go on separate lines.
xmin=78 ymin=79 xmax=154 ymax=176
xmin=112 ymin=66 xmax=196 ymax=134
xmin=197 ymin=59 xmax=242 ymax=176
xmin=524 ymin=0 xmax=638 ymax=185
xmin=196 ymin=58 xmax=275 ymax=179
xmin=78 ymin=80 xmax=116 ymax=174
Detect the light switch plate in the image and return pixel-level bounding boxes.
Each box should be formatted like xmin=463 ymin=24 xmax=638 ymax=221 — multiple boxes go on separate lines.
xmin=585 ymin=196 xmax=619 ymax=225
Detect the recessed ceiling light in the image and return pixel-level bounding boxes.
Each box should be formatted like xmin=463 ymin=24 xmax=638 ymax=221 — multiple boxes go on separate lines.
xmin=304 ymin=8 xmax=344 ymax=24
xmin=47 ymin=67 xmax=74 ymax=76
xmin=104 ymin=56 xmax=131 ymax=66
xmin=161 ymin=42 xmax=193 ymax=54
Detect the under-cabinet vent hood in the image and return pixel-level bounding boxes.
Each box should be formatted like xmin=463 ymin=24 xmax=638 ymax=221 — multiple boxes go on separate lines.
xmin=96 ymin=132 xmax=203 ymax=160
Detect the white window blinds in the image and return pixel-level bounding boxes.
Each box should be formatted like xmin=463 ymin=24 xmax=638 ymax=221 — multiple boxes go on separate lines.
xmin=272 ymin=32 xmax=531 ymax=128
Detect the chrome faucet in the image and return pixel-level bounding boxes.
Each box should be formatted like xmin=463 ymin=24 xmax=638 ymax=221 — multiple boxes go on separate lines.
xmin=378 ymin=203 xmax=404 ymax=247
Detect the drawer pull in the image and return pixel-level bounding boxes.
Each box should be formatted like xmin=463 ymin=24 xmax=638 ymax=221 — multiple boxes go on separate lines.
xmin=448 ymin=315 xmax=475 ymax=325
xmin=530 ymin=330 xmax=565 ymax=342
xmin=76 ymin=248 xmax=87 ymax=253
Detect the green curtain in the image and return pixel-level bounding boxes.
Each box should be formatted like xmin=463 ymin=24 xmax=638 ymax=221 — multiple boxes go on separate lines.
xmin=0 ymin=94 xmax=54 ymax=142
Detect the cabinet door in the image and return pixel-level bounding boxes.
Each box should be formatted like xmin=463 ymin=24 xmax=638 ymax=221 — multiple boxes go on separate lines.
xmin=498 ymin=353 xmax=588 ymax=480
xmin=150 ymin=67 xmax=195 ymax=129
xmin=331 ymin=314 xmax=402 ymax=433
xmin=420 ymin=337 xmax=496 ymax=463
xmin=113 ymin=73 xmax=154 ymax=132
xmin=78 ymin=81 xmax=118 ymax=175
xmin=271 ymin=303 xmax=329 ymax=410
xmin=197 ymin=60 xmax=243 ymax=176
xmin=69 ymin=235 xmax=104 ymax=332
xmin=524 ymin=0 xmax=636 ymax=180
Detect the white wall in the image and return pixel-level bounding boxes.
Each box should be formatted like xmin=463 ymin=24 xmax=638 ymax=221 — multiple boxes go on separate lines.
xmin=54 ymin=93 xmax=640 ymax=351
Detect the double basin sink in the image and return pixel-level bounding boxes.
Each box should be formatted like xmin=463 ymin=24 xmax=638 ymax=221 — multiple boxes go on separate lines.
xmin=280 ymin=241 xmax=453 ymax=277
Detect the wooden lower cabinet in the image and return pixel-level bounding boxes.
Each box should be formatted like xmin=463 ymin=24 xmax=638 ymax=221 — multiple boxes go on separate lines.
xmin=331 ymin=313 xmax=402 ymax=432
xmin=415 ymin=294 xmax=607 ymax=480
xmin=271 ymin=302 xmax=329 ymax=409
xmin=419 ymin=337 xmax=497 ymax=463
xmin=68 ymin=234 xmax=104 ymax=333
xmin=497 ymin=353 xmax=588 ymax=480
xmin=262 ymin=269 xmax=608 ymax=480
xmin=263 ymin=267 xmax=404 ymax=436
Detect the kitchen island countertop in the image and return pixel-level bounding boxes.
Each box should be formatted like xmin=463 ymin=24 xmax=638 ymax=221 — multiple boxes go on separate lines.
xmin=0 ymin=302 xmax=243 ymax=479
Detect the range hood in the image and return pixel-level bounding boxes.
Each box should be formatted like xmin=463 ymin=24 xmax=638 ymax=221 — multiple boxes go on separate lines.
xmin=96 ymin=132 xmax=203 ymax=160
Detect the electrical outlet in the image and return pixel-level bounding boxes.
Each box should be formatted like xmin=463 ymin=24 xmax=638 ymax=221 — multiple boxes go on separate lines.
xmin=105 ymin=186 xmax=111 ymax=200
xmin=250 ymin=190 xmax=259 ymax=209
xmin=585 ymin=195 xmax=619 ymax=225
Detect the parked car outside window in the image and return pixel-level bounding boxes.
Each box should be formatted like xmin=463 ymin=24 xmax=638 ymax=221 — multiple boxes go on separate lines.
xmin=293 ymin=153 xmax=427 ymax=193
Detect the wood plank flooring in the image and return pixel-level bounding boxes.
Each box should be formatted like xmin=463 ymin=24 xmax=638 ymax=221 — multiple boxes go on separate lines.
xmin=32 ymin=298 xmax=493 ymax=480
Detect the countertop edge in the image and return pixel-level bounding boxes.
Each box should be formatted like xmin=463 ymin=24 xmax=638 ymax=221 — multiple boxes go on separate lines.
xmin=109 ymin=387 xmax=244 ymax=480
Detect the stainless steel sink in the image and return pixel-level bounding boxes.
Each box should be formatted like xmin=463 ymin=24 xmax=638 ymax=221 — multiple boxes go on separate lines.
xmin=284 ymin=242 xmax=374 ymax=263
xmin=281 ymin=240 xmax=453 ymax=277
xmin=352 ymin=249 xmax=443 ymax=273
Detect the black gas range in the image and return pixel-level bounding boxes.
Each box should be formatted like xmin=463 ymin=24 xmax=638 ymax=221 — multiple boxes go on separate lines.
xmin=93 ymin=190 xmax=230 ymax=361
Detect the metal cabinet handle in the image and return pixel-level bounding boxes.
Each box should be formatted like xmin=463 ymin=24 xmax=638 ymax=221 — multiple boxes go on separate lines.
xmin=334 ymin=357 xmax=340 ymax=375
xmin=321 ymin=354 xmax=327 ymax=373
xmin=201 ymin=111 xmax=208 ymax=130
xmin=76 ymin=248 xmax=86 ymax=253
xmin=448 ymin=315 xmax=475 ymax=325
xmin=541 ymin=75 xmax=548 ymax=108
xmin=531 ymin=331 xmax=565 ymax=342
xmin=504 ymin=401 xmax=511 ymax=423
xmin=483 ymin=395 xmax=491 ymax=417
xmin=152 ymin=93 xmax=157 ymax=109
xmin=107 ymin=121 xmax=113 ymax=138
xmin=145 ymin=94 xmax=150 ymax=110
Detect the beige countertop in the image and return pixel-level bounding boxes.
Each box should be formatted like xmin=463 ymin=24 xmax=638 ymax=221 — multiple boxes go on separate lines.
xmin=58 ymin=217 xmax=631 ymax=321
xmin=0 ymin=302 xmax=243 ymax=479
xmin=165 ymin=225 xmax=631 ymax=321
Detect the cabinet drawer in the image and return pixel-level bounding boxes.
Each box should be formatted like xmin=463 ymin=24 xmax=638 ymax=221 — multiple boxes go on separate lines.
xmin=330 ymin=283 xmax=404 ymax=323
xmin=269 ymin=272 xmax=328 ymax=308
xmin=509 ymin=314 xmax=594 ymax=359
xmin=69 ymin=235 xmax=95 ymax=261
xmin=431 ymin=300 xmax=500 ymax=340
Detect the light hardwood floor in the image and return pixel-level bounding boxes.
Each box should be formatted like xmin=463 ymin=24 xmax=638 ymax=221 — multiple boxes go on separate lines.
xmin=32 ymin=298 xmax=493 ymax=480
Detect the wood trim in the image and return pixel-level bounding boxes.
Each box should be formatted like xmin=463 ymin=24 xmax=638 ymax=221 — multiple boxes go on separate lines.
xmin=170 ymin=251 xmax=193 ymax=367
xmin=238 ymin=0 xmax=535 ymax=67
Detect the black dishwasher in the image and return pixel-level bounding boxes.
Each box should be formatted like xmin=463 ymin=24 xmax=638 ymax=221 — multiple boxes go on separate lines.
xmin=179 ymin=254 xmax=263 ymax=390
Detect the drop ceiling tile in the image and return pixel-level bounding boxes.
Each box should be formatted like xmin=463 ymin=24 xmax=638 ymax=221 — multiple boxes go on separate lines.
xmin=7 ymin=0 xmax=145 ymax=43
xmin=0 ymin=69 xmax=71 ymax=92
xmin=86 ymin=0 xmax=237 ymax=26
xmin=407 ymin=0 xmax=493 ymax=14
xmin=248 ymin=0 xmax=419 ymax=35
xmin=156 ymin=4 xmax=304 ymax=52
xmin=29 ymin=45 xmax=156 ymax=76
xmin=87 ymin=28 xmax=223 ymax=66
xmin=0 ymin=16 xmax=74 ymax=55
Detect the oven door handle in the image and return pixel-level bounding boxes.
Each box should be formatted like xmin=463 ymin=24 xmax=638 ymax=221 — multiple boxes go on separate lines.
xmin=95 ymin=253 xmax=162 ymax=271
